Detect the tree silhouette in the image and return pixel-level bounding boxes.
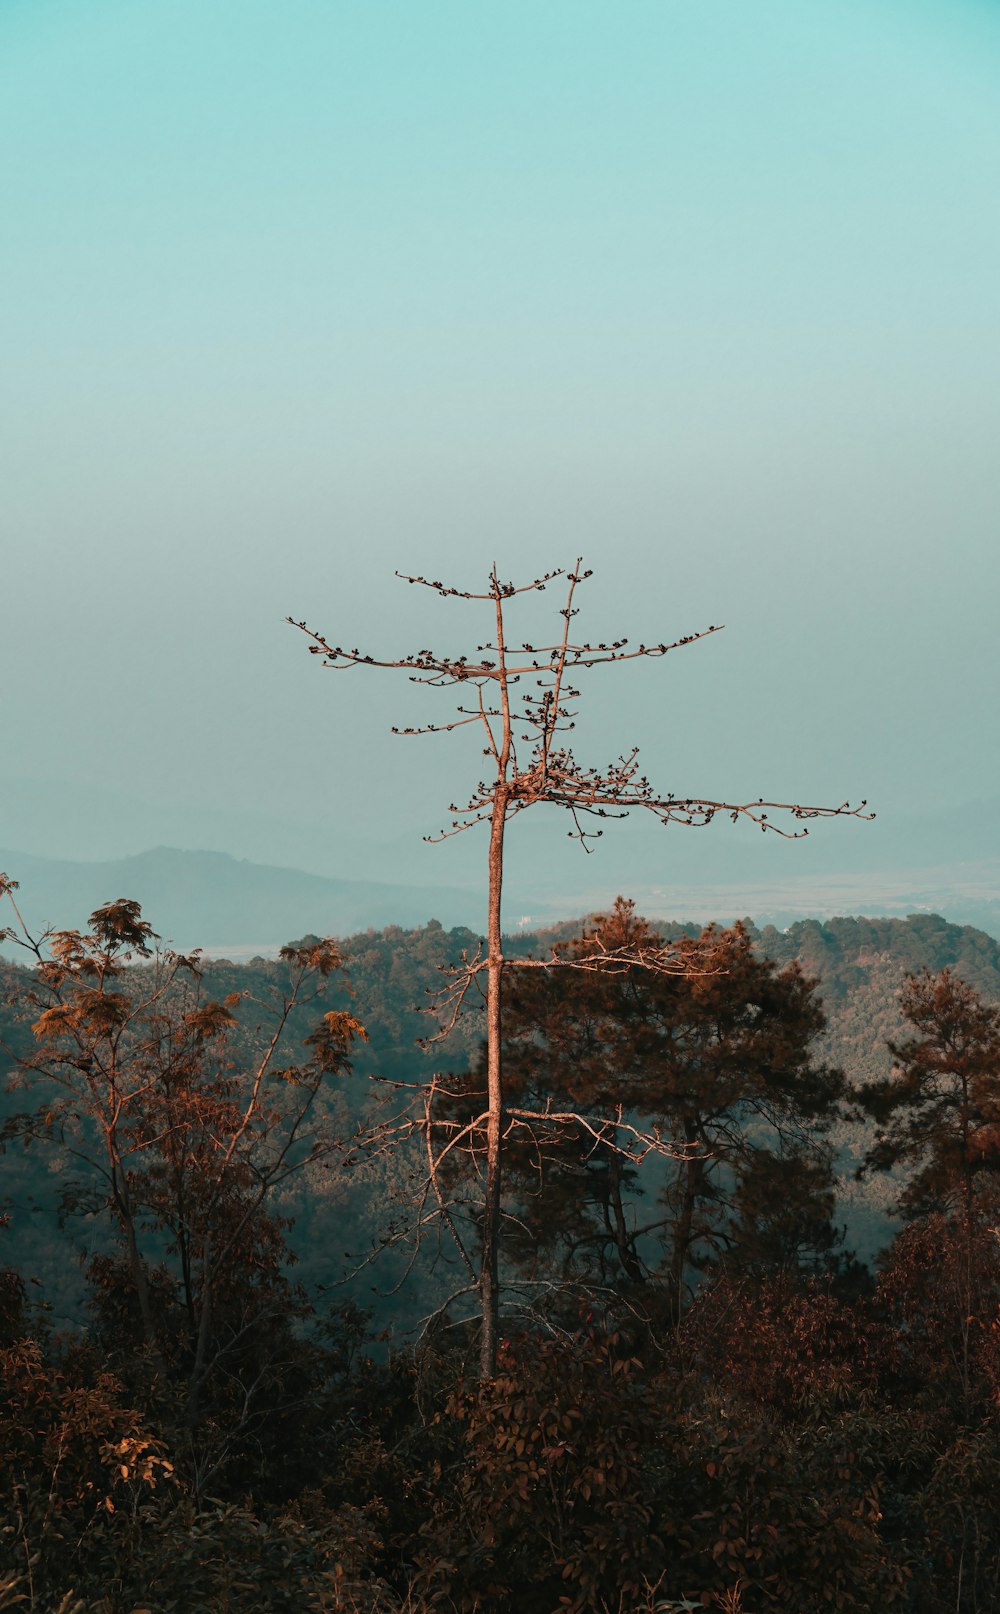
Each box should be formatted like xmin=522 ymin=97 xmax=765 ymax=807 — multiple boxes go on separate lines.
xmin=859 ymin=967 xmax=1000 ymax=1218
xmin=857 ymin=967 xmax=1000 ymax=1415
xmin=290 ymin=560 xmax=870 ymax=1376
xmin=494 ymin=901 xmax=844 ymax=1314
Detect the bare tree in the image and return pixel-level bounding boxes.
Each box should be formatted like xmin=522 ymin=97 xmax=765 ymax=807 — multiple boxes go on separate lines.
xmin=290 ymin=560 xmax=870 ymax=1376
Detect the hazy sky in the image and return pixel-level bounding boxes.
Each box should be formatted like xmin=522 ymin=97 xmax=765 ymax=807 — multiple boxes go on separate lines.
xmin=3 ymin=0 xmax=999 ymax=888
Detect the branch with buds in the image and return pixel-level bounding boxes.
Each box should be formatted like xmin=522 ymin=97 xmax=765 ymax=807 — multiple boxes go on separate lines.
xmin=291 ymin=559 xmax=871 ymax=1376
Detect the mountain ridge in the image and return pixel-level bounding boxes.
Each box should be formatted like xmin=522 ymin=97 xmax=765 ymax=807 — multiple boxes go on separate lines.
xmin=0 ymin=844 xmax=483 ymax=950
xmin=2 ymin=835 xmax=998 ymax=954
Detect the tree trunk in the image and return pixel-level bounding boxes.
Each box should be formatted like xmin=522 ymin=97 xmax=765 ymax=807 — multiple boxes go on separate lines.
xmin=480 ymin=791 xmax=507 ymax=1380
xmin=608 ymin=1143 xmax=644 ymax=1284
xmin=109 ymin=1149 xmax=160 ymax=1357
xmin=669 ymin=1118 xmax=702 ymax=1325
xmin=122 ymin=1207 xmax=160 ymax=1352
xmin=187 ymin=1230 xmax=213 ymax=1428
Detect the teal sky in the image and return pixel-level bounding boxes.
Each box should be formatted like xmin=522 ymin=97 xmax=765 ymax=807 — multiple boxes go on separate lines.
xmin=2 ymin=0 xmax=999 ymax=889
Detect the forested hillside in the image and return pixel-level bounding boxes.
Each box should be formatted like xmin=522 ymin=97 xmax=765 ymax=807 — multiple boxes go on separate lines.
xmin=3 ymin=898 xmax=1000 ymax=1610
xmin=3 ymin=907 xmax=999 ymax=1314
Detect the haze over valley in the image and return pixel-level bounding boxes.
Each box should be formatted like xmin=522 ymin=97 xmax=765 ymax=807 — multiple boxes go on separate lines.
xmin=3 ymin=778 xmax=998 ymax=953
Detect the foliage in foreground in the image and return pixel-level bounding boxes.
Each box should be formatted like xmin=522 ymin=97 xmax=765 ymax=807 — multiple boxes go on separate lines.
xmin=5 ymin=1183 xmax=1000 ymax=1611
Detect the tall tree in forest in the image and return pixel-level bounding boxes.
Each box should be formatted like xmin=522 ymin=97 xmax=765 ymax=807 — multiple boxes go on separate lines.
xmin=859 ymin=968 xmax=1000 ymax=1417
xmin=290 ymin=561 xmax=870 ymax=1375
xmin=495 ymin=900 xmax=843 ymax=1313
xmin=859 ymin=967 xmax=1000 ymax=1218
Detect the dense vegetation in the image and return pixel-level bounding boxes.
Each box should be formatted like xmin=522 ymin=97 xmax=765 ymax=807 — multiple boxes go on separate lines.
xmin=3 ymin=892 xmax=1000 ymax=1611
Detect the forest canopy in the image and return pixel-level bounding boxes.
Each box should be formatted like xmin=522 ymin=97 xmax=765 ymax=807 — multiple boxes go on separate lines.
xmin=2 ymin=893 xmax=1000 ymax=1611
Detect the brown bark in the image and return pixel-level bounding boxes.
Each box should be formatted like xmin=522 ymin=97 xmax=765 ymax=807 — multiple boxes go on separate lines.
xmin=607 ymin=1144 xmax=645 ymax=1285
xmin=187 ymin=1229 xmax=214 ymax=1427
xmin=108 ymin=1146 xmax=161 ymax=1358
xmin=669 ymin=1118 xmax=702 ymax=1324
xmin=121 ymin=1195 xmax=159 ymax=1352
xmin=479 ymin=570 xmax=513 ymax=1381
xmin=480 ymin=791 xmax=507 ymax=1379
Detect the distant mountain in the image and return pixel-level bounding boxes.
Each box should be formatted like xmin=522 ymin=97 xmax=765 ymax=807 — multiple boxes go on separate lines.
xmin=3 ymin=831 xmax=999 ymax=960
xmin=0 ymin=846 xmax=484 ymax=953
xmin=1 ymin=774 xmax=997 ymax=949
xmin=4 ymin=769 xmax=996 ymax=888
